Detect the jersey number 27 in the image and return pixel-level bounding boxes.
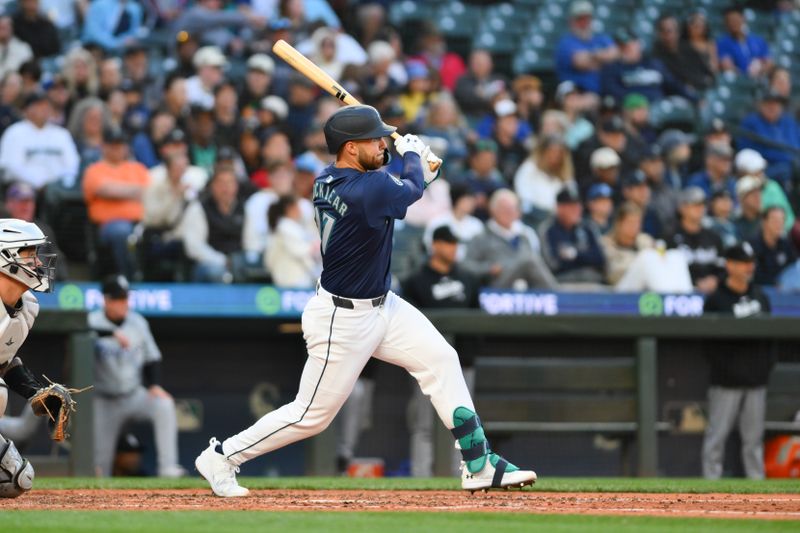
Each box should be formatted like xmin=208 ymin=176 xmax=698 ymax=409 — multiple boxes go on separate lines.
xmin=315 ymin=208 xmax=336 ymax=255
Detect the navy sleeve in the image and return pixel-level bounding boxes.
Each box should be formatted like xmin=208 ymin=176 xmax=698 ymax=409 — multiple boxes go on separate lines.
xmin=364 ymin=152 xmax=425 ymax=228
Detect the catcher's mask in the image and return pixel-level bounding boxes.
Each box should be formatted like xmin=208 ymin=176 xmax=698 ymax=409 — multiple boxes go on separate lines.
xmin=0 ymin=219 xmax=56 ymax=292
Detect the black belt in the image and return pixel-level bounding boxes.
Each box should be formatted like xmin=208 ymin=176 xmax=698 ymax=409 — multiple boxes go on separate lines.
xmin=331 ymin=294 xmax=386 ymax=309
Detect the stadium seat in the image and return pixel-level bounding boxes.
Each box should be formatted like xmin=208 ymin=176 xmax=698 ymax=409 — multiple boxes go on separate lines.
xmin=649 ymin=97 xmax=697 ymax=131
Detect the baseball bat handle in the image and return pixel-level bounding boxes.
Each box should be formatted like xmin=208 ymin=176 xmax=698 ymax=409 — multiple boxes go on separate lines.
xmin=272 ymin=39 xmax=442 ymax=173
xmin=389 ymin=132 xmax=443 ymax=172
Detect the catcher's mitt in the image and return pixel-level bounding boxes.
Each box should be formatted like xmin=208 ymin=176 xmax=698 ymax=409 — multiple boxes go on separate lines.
xmin=29 ymin=376 xmax=91 ymax=442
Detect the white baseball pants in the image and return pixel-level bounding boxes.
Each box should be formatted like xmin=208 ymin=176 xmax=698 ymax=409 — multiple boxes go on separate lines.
xmin=222 ymin=287 xmax=475 ymax=466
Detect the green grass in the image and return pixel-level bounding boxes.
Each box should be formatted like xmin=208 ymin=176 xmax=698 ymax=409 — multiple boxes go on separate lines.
xmin=34 ymin=476 xmax=800 ymax=493
xmin=3 ymin=511 xmax=798 ymax=533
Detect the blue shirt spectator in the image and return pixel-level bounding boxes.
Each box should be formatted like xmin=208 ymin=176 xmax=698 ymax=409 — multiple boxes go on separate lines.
xmin=82 ymin=0 xmax=142 ymax=52
xmin=540 ymin=187 xmax=606 ymax=283
xmin=685 ymin=143 xmax=736 ymax=201
xmin=555 ymin=1 xmax=617 ymax=94
xmin=716 ymin=6 xmax=772 ymax=77
xmin=738 ymin=91 xmax=800 ymax=187
xmin=600 ymin=29 xmax=695 ymax=103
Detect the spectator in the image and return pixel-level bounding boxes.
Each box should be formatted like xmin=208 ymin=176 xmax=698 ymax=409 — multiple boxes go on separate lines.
xmin=514 ymin=134 xmax=575 ymax=218
xmin=667 ymin=186 xmax=724 ymax=293
xmin=708 ymin=190 xmax=739 ymax=249
xmin=12 ymin=0 xmax=60 ymax=58
xmin=148 ymin=128 xmax=208 ymax=193
xmin=555 ymin=0 xmax=617 ymax=94
xmin=131 ymin=109 xmax=175 ymax=168
xmin=243 ymin=161 xmax=298 ymax=265
xmin=734 ymin=148 xmax=795 ymax=233
xmin=40 ymin=0 xmax=86 ymax=30
xmin=401 ymin=224 xmax=479 ymax=477
xmin=0 ymin=16 xmax=33 ymax=80
xmin=768 ymin=67 xmax=794 ymax=114
xmin=420 ymin=95 xmax=470 ymax=173
xmin=454 ymin=49 xmax=507 ymax=123
xmin=487 ymin=99 xmax=531 ymax=184
xmin=512 ymin=75 xmax=544 ymax=136
xmin=455 ymin=139 xmax=505 ymax=221
xmin=750 ymin=206 xmax=797 ymax=286
xmin=249 ymin=129 xmax=292 ymax=189
xmin=574 ymin=115 xmax=644 ymax=187
xmin=553 ymin=81 xmax=595 ymax=150
xmin=587 ymin=146 xmax=621 ymax=198
xmin=413 ymin=24 xmax=465 ymax=92
xmin=622 ymin=93 xmax=657 ymax=145
xmin=81 ymin=0 xmax=142 ymax=53
xmin=399 ymin=60 xmax=434 ymax=126
xmin=423 ymin=185 xmax=484 ymax=262
xmin=601 ymin=202 xmax=654 ymax=286
xmin=657 ymin=128 xmax=693 ymax=189
xmin=620 ymin=171 xmax=662 ymax=239
xmin=734 ymin=175 xmax=764 ymax=242
xmin=652 ymin=13 xmax=716 ymax=93
xmin=463 ymin=189 xmax=558 ymax=290
xmin=600 ymin=28 xmax=695 ymax=104
xmin=83 ymin=128 xmax=150 ymax=278
xmin=285 ymin=73 xmax=318 ymax=154
xmin=702 ymin=242 xmax=774 ymax=480
xmin=295 ymin=121 xmax=332 ymax=176
xmin=717 ymin=5 xmax=772 ymax=78
xmin=307 ymin=26 xmax=344 ymax=80
xmin=182 ymin=165 xmax=246 ymax=283
xmin=686 ymin=143 xmax=736 ymax=199
xmin=3 ymin=181 xmax=68 ymax=278
xmin=141 ymin=152 xmax=194 ymax=274
xmin=185 ymin=46 xmax=226 ymax=110
xmin=90 ymin=275 xmax=184 ymax=478
xmin=254 ymin=95 xmax=289 ymax=143
xmin=69 ymin=102 xmax=116 ymax=189
xmin=0 ymin=91 xmax=79 ymax=189
xmin=160 ymin=74 xmax=189 ymax=132
xmin=360 ymin=40 xmax=405 ymax=107
xmin=62 ymin=47 xmax=99 ymax=102
xmin=187 ymin=105 xmax=218 ymax=176
xmin=540 ymin=187 xmax=605 ymax=284
xmin=212 ymin=80 xmax=240 ymax=148
xmin=610 ymin=210 xmax=693 ymax=293
xmin=239 ymin=54 xmax=275 ymax=116
xmin=264 ymin=194 xmax=321 ymax=288
xmin=122 ymin=45 xmax=161 ymax=111
xmin=584 ymin=182 xmax=614 ymax=235
xmin=0 ymin=71 xmax=22 ymax=135
xmin=641 ymin=145 xmax=678 ymax=236
xmin=171 ymin=0 xmax=264 ymax=51
xmin=98 ymin=57 xmax=123 ymax=100
xmin=738 ymin=90 xmax=800 ymax=190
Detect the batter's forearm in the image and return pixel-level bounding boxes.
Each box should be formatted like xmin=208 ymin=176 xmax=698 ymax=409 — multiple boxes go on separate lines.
xmin=399 ymin=152 xmax=425 ymax=200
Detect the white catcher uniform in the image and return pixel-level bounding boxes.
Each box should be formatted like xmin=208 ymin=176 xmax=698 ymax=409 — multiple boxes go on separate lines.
xmin=196 ymin=108 xmax=536 ymax=496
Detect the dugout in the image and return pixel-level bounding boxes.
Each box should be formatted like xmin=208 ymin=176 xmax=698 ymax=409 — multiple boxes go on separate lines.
xmin=13 ymin=311 xmax=800 ymax=478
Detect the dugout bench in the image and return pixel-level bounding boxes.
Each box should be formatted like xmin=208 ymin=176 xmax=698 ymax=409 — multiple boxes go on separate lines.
xmin=425 ymin=313 xmax=800 ymax=477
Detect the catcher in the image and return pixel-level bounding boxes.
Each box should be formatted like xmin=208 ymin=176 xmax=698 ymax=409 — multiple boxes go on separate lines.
xmin=0 ymin=219 xmax=79 ymax=498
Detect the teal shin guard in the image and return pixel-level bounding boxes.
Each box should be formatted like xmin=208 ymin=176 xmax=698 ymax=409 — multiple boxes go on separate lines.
xmin=451 ymin=407 xmax=520 ymax=475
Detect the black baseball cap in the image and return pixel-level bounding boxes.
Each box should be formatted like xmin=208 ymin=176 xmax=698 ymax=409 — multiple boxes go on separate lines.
xmin=103 ymin=128 xmax=129 ymax=144
xmin=101 ymin=274 xmax=130 ymax=299
xmin=600 ymin=115 xmax=625 ymax=133
xmin=432 ymin=226 xmax=459 ymax=243
xmin=160 ymin=129 xmax=187 ymax=146
xmin=724 ymin=242 xmax=755 ymax=262
xmin=556 ymin=187 xmax=581 ymax=204
xmin=622 ymin=170 xmax=648 ymax=188
xmin=23 ymin=91 xmax=48 ymax=108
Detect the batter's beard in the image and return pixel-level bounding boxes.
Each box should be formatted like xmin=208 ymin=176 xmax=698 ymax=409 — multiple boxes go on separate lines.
xmin=358 ymin=152 xmax=384 ymax=171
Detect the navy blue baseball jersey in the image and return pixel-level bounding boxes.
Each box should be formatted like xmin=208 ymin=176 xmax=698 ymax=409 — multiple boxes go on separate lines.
xmin=313 ymin=152 xmax=424 ymax=299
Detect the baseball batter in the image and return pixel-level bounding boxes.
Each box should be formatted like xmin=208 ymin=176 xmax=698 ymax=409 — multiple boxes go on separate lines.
xmin=196 ymin=105 xmax=536 ymax=496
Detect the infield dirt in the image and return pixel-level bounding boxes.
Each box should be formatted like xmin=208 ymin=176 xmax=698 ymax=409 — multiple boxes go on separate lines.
xmin=5 ymin=489 xmax=800 ymax=520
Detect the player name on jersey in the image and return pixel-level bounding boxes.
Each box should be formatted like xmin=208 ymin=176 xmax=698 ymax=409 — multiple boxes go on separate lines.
xmin=313 ymin=180 xmax=350 ymax=217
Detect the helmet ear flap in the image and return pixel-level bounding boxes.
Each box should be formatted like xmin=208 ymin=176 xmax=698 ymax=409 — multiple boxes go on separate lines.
xmin=382 ymin=148 xmax=391 ymax=166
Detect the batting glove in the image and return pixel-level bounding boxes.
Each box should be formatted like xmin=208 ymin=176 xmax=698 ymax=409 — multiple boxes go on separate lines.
xmin=394 ymin=134 xmax=426 ymax=158
xmin=421 ymin=145 xmax=441 ymax=188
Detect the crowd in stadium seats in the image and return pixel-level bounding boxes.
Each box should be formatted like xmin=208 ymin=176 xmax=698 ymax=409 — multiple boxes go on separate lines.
xmin=0 ymin=0 xmax=796 ymax=293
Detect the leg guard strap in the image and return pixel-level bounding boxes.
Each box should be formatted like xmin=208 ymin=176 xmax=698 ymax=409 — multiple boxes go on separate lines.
xmin=460 ymin=440 xmax=489 ymax=462
xmin=450 ymin=414 xmax=481 ymax=440
xmin=491 ymin=457 xmax=508 ymax=488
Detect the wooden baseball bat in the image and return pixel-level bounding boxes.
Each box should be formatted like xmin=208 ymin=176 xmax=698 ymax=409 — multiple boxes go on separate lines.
xmin=272 ymin=39 xmax=442 ymax=172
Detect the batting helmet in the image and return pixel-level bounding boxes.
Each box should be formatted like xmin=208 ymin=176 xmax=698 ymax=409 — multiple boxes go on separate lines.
xmin=324 ymin=105 xmax=396 ymax=154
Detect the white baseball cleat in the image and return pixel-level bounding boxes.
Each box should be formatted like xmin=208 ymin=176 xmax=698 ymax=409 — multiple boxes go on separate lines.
xmin=461 ymin=455 xmax=537 ymax=493
xmin=195 ymin=437 xmax=250 ymax=497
